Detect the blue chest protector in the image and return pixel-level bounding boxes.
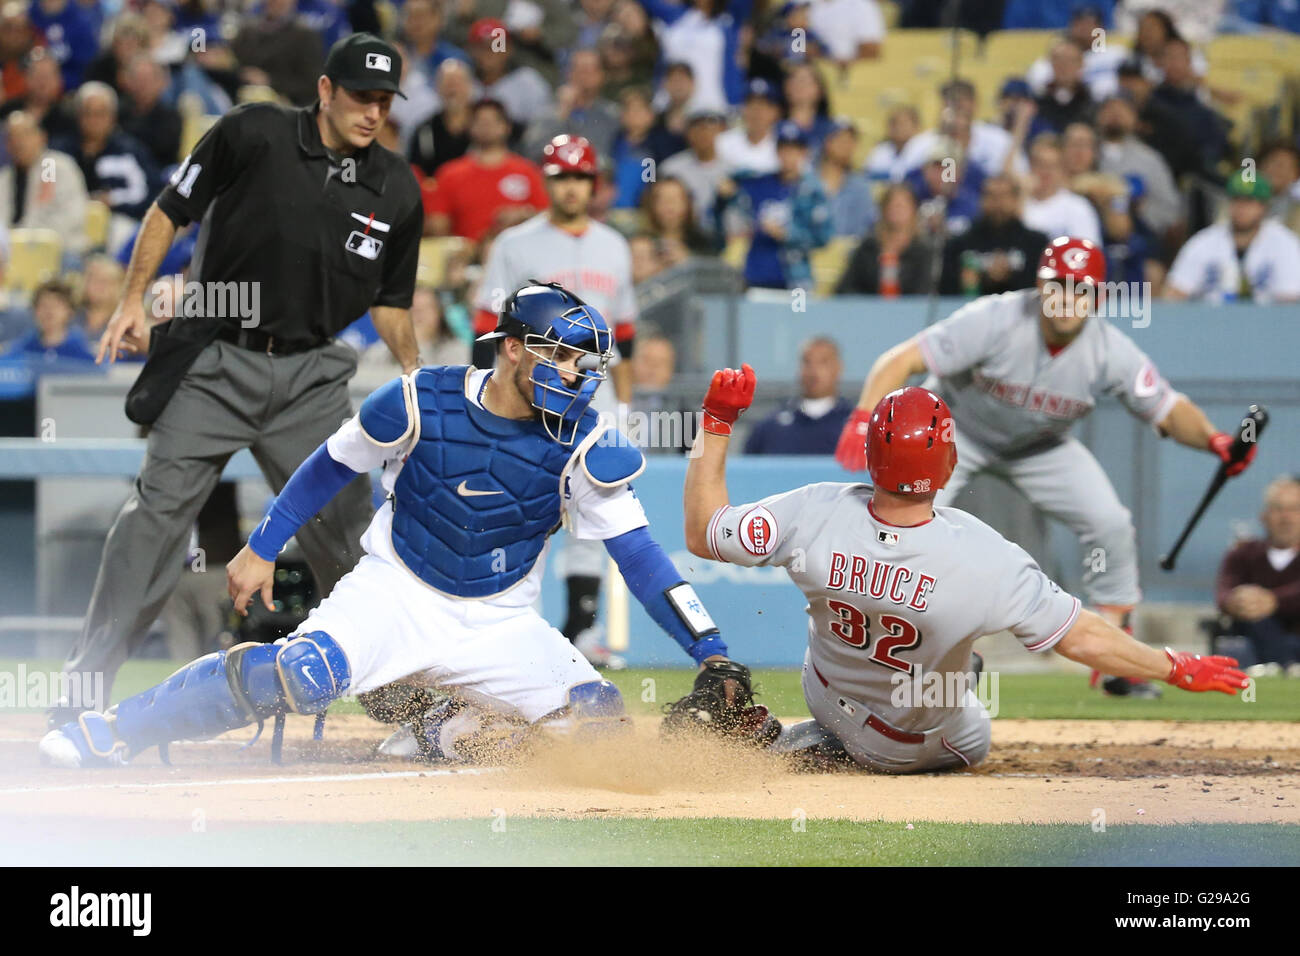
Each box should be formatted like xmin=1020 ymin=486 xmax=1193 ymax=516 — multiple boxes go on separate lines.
xmin=388 ymin=366 xmax=599 ymax=598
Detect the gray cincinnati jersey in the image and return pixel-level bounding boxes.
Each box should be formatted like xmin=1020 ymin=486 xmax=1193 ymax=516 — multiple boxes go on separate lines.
xmin=707 ymin=482 xmax=1082 ymax=732
xmin=916 ymin=289 xmax=1178 ymax=456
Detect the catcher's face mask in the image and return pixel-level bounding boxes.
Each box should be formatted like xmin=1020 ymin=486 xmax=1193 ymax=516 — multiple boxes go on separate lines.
xmin=524 ymin=305 xmax=612 ymax=445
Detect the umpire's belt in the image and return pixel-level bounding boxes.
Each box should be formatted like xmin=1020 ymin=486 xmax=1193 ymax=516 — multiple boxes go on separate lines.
xmin=811 ymin=661 xmax=926 ymax=744
xmin=217 ymin=326 xmax=324 ymax=355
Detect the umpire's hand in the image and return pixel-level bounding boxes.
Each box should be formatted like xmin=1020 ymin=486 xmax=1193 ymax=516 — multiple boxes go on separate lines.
xmin=96 ymin=298 xmax=150 ymax=364
xmin=227 ymin=545 xmax=277 ymax=616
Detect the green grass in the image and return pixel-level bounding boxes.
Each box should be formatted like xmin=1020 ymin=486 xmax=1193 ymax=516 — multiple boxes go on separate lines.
xmin=8 ymin=819 xmax=1297 ymax=867
xmin=3 ymin=660 xmax=1294 ymax=721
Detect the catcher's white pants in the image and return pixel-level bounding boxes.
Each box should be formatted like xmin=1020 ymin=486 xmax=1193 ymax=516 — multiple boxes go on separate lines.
xmin=292 ymin=553 xmax=601 ymax=722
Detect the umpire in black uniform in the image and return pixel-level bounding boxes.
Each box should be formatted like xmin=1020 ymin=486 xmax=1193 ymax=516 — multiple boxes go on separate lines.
xmin=55 ymin=34 xmax=423 ymax=719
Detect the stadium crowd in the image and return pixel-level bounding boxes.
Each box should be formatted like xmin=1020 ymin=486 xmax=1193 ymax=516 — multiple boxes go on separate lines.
xmin=0 ymin=2 xmax=1297 ymax=667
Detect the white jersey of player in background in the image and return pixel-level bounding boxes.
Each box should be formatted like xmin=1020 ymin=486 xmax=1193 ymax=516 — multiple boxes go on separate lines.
xmin=706 ymin=482 xmax=1080 ymax=748
xmin=917 ymin=288 xmax=1178 ymax=456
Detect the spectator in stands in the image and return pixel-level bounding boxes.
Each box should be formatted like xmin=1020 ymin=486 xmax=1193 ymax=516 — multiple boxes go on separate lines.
xmin=596 ymin=16 xmax=657 ymax=103
xmin=83 ymin=12 xmax=148 ymax=93
xmin=446 ymin=0 xmax=576 ymax=87
xmin=522 ymin=48 xmax=620 ymax=162
xmin=401 ymin=0 xmax=469 ymax=77
xmin=717 ymin=121 xmax=831 ymax=290
xmin=809 ymin=0 xmax=884 ymax=65
xmin=654 ymin=60 xmax=695 ymax=140
xmin=782 ymin=62 xmax=835 ymax=155
xmin=609 ymin=85 xmax=683 ymax=209
xmin=388 ymin=40 xmax=441 ymax=155
xmin=1095 ymin=92 xmax=1183 ymax=241
xmin=863 ymin=104 xmax=919 ymax=182
xmin=716 ymin=77 xmax=781 ymax=177
xmin=1115 ymin=55 xmax=1200 ymax=182
xmin=1232 ymin=0 xmax=1300 ymax=32
xmin=143 ymin=0 xmax=235 ymax=115
xmin=77 ymin=253 xmax=124 ymax=340
xmin=1021 ymin=132 xmax=1102 ymax=243
xmin=0 ymin=51 xmax=76 ymax=142
xmin=641 ymin=175 xmax=716 ymax=266
xmin=576 ymin=0 xmax=617 ymax=51
xmin=744 ymin=336 xmax=852 ymax=455
xmin=835 ymin=183 xmax=932 ymax=296
xmin=897 ymin=79 xmax=1025 ymax=180
xmin=1165 ymin=170 xmax=1300 ymax=302
xmin=905 ymin=137 xmax=985 ymax=239
xmin=55 ymin=82 xmax=158 ymax=224
xmin=661 ymin=106 xmax=728 ymax=237
xmin=1025 ymin=5 xmax=1126 ymax=101
xmin=1129 ymin=7 xmax=1210 ymax=84
xmin=28 ymin=0 xmax=97 ymax=89
xmin=466 ymin=17 xmax=553 ymax=128
xmin=751 ymin=0 xmax=827 ymax=77
xmin=0 ymin=110 xmax=87 ymax=254
xmin=1215 ymin=475 xmax=1300 ymax=673
xmin=230 ymin=0 xmax=324 ymax=107
xmin=0 ymin=2 xmax=35 ymax=100
xmin=1034 ymin=40 xmax=1096 ymax=134
xmin=1149 ymin=37 xmax=1229 ymax=178
xmin=939 ymin=173 xmax=1047 ymax=296
xmin=639 ymin=0 xmax=747 ymax=110
xmin=119 ymin=55 xmax=180 ymax=169
xmin=628 ymin=231 xmax=663 ymax=283
xmin=816 ymin=118 xmax=874 ymax=239
xmin=1063 ymin=121 xmax=1157 ymax=286
xmin=3 ymin=279 xmax=95 ymax=362
xmin=1259 ymin=139 xmax=1300 ymax=236
xmin=629 ymin=329 xmax=693 ymax=454
xmin=426 ymin=97 xmax=548 ymax=242
xmin=361 ymin=286 xmax=469 ymax=376
xmin=409 ymin=59 xmax=475 ymax=178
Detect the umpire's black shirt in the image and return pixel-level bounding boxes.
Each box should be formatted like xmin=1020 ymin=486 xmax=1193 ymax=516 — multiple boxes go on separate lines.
xmin=155 ymin=102 xmax=422 ymax=341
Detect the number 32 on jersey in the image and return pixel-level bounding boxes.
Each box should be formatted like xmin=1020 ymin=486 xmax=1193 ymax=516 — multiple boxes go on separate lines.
xmin=827 ymin=600 xmax=921 ymax=673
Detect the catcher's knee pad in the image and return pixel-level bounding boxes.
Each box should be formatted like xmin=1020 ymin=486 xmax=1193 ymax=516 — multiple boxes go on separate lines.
xmin=566 ymin=680 xmax=625 ymax=719
xmin=110 ymin=633 xmax=351 ymax=756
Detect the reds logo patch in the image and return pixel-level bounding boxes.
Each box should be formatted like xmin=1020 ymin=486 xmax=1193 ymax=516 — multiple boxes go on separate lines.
xmin=740 ymin=506 xmax=777 ymax=556
xmin=1134 ymin=360 xmax=1160 ymax=398
xmin=1062 ymin=247 xmax=1091 ymax=271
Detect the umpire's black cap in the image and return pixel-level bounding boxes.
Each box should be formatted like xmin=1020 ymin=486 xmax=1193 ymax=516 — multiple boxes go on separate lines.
xmin=324 ymin=33 xmax=407 ymax=99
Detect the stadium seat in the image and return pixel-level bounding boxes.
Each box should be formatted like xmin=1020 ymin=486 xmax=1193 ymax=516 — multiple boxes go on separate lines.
xmin=810 ymin=237 xmax=855 ymax=297
xmin=416 ymin=236 xmax=467 ymax=288
xmin=980 ymin=29 xmax=1058 ymax=73
xmin=237 ymin=85 xmax=281 ymax=105
xmin=6 ymin=228 xmax=63 ymax=294
xmin=179 ymin=114 xmax=219 ymax=162
xmin=83 ymin=200 xmax=110 ymax=251
xmin=721 ymin=235 xmax=747 ymax=271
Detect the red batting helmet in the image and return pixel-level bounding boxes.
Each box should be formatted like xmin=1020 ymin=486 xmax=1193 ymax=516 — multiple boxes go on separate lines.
xmin=542 ymin=134 xmax=599 ymax=180
xmin=1037 ymin=236 xmax=1106 ymax=286
xmin=866 ymin=387 xmax=957 ymax=496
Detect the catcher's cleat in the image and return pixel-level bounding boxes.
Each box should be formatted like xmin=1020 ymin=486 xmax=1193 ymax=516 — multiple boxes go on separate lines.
xmin=375 ymin=721 xmax=420 ymax=759
xmin=39 ymin=712 xmax=129 ymax=768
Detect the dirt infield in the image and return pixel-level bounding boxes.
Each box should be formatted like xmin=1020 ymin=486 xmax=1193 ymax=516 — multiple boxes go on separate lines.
xmin=1 ymin=713 xmax=1296 ymax=835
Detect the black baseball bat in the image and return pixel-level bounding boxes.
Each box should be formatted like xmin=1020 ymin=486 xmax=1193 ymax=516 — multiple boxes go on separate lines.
xmin=1159 ymin=404 xmax=1268 ymax=571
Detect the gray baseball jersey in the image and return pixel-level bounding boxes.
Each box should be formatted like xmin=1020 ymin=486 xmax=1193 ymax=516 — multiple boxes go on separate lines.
xmin=707 ymin=482 xmax=1081 ymax=733
xmin=475 ymin=213 xmax=638 ymax=334
xmin=916 ymin=289 xmax=1178 ymax=456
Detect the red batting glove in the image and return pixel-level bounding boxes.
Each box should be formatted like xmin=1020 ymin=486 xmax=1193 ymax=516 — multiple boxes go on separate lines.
xmin=701 ymin=363 xmax=756 ymax=436
xmin=835 ymin=408 xmax=872 ymax=471
xmin=1208 ymin=432 xmax=1256 ymax=477
xmin=1164 ymin=648 xmax=1249 ymax=695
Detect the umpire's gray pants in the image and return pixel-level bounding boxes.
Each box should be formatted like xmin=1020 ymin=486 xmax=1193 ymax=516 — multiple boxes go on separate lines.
xmin=64 ymin=340 xmax=373 ymax=709
xmin=936 ymin=434 xmax=1140 ymax=608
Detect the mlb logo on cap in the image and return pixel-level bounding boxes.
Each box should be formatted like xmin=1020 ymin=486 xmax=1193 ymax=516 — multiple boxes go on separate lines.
xmin=365 ymin=52 xmax=392 ymax=72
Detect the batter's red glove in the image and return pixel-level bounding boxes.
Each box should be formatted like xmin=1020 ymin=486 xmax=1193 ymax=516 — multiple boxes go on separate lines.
xmin=701 ymin=363 xmax=756 ymax=436
xmin=835 ymin=408 xmax=872 ymax=471
xmin=1208 ymin=432 xmax=1256 ymax=477
xmin=1164 ymin=648 xmax=1249 ymax=694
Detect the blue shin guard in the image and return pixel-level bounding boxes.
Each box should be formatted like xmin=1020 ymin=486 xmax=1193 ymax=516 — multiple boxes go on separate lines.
xmin=110 ymin=632 xmax=351 ymax=758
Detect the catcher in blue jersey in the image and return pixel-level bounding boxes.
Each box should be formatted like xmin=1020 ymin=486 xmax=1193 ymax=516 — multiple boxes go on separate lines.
xmin=41 ymin=283 xmax=771 ymax=768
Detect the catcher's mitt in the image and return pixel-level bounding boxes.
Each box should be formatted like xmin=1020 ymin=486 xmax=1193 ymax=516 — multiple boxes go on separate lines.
xmin=661 ymin=660 xmax=781 ymax=745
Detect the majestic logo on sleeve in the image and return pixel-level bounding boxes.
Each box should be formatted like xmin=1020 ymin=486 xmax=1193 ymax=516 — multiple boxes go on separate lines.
xmin=740 ymin=506 xmax=777 ymax=556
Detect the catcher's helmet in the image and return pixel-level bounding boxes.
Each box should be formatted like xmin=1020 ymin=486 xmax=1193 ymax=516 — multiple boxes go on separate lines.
xmin=477 ymin=282 xmax=612 ymax=445
xmin=541 ymin=134 xmax=599 ymax=180
xmin=1037 ymin=236 xmax=1106 ymax=287
xmin=866 ymin=386 xmax=957 ymax=496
